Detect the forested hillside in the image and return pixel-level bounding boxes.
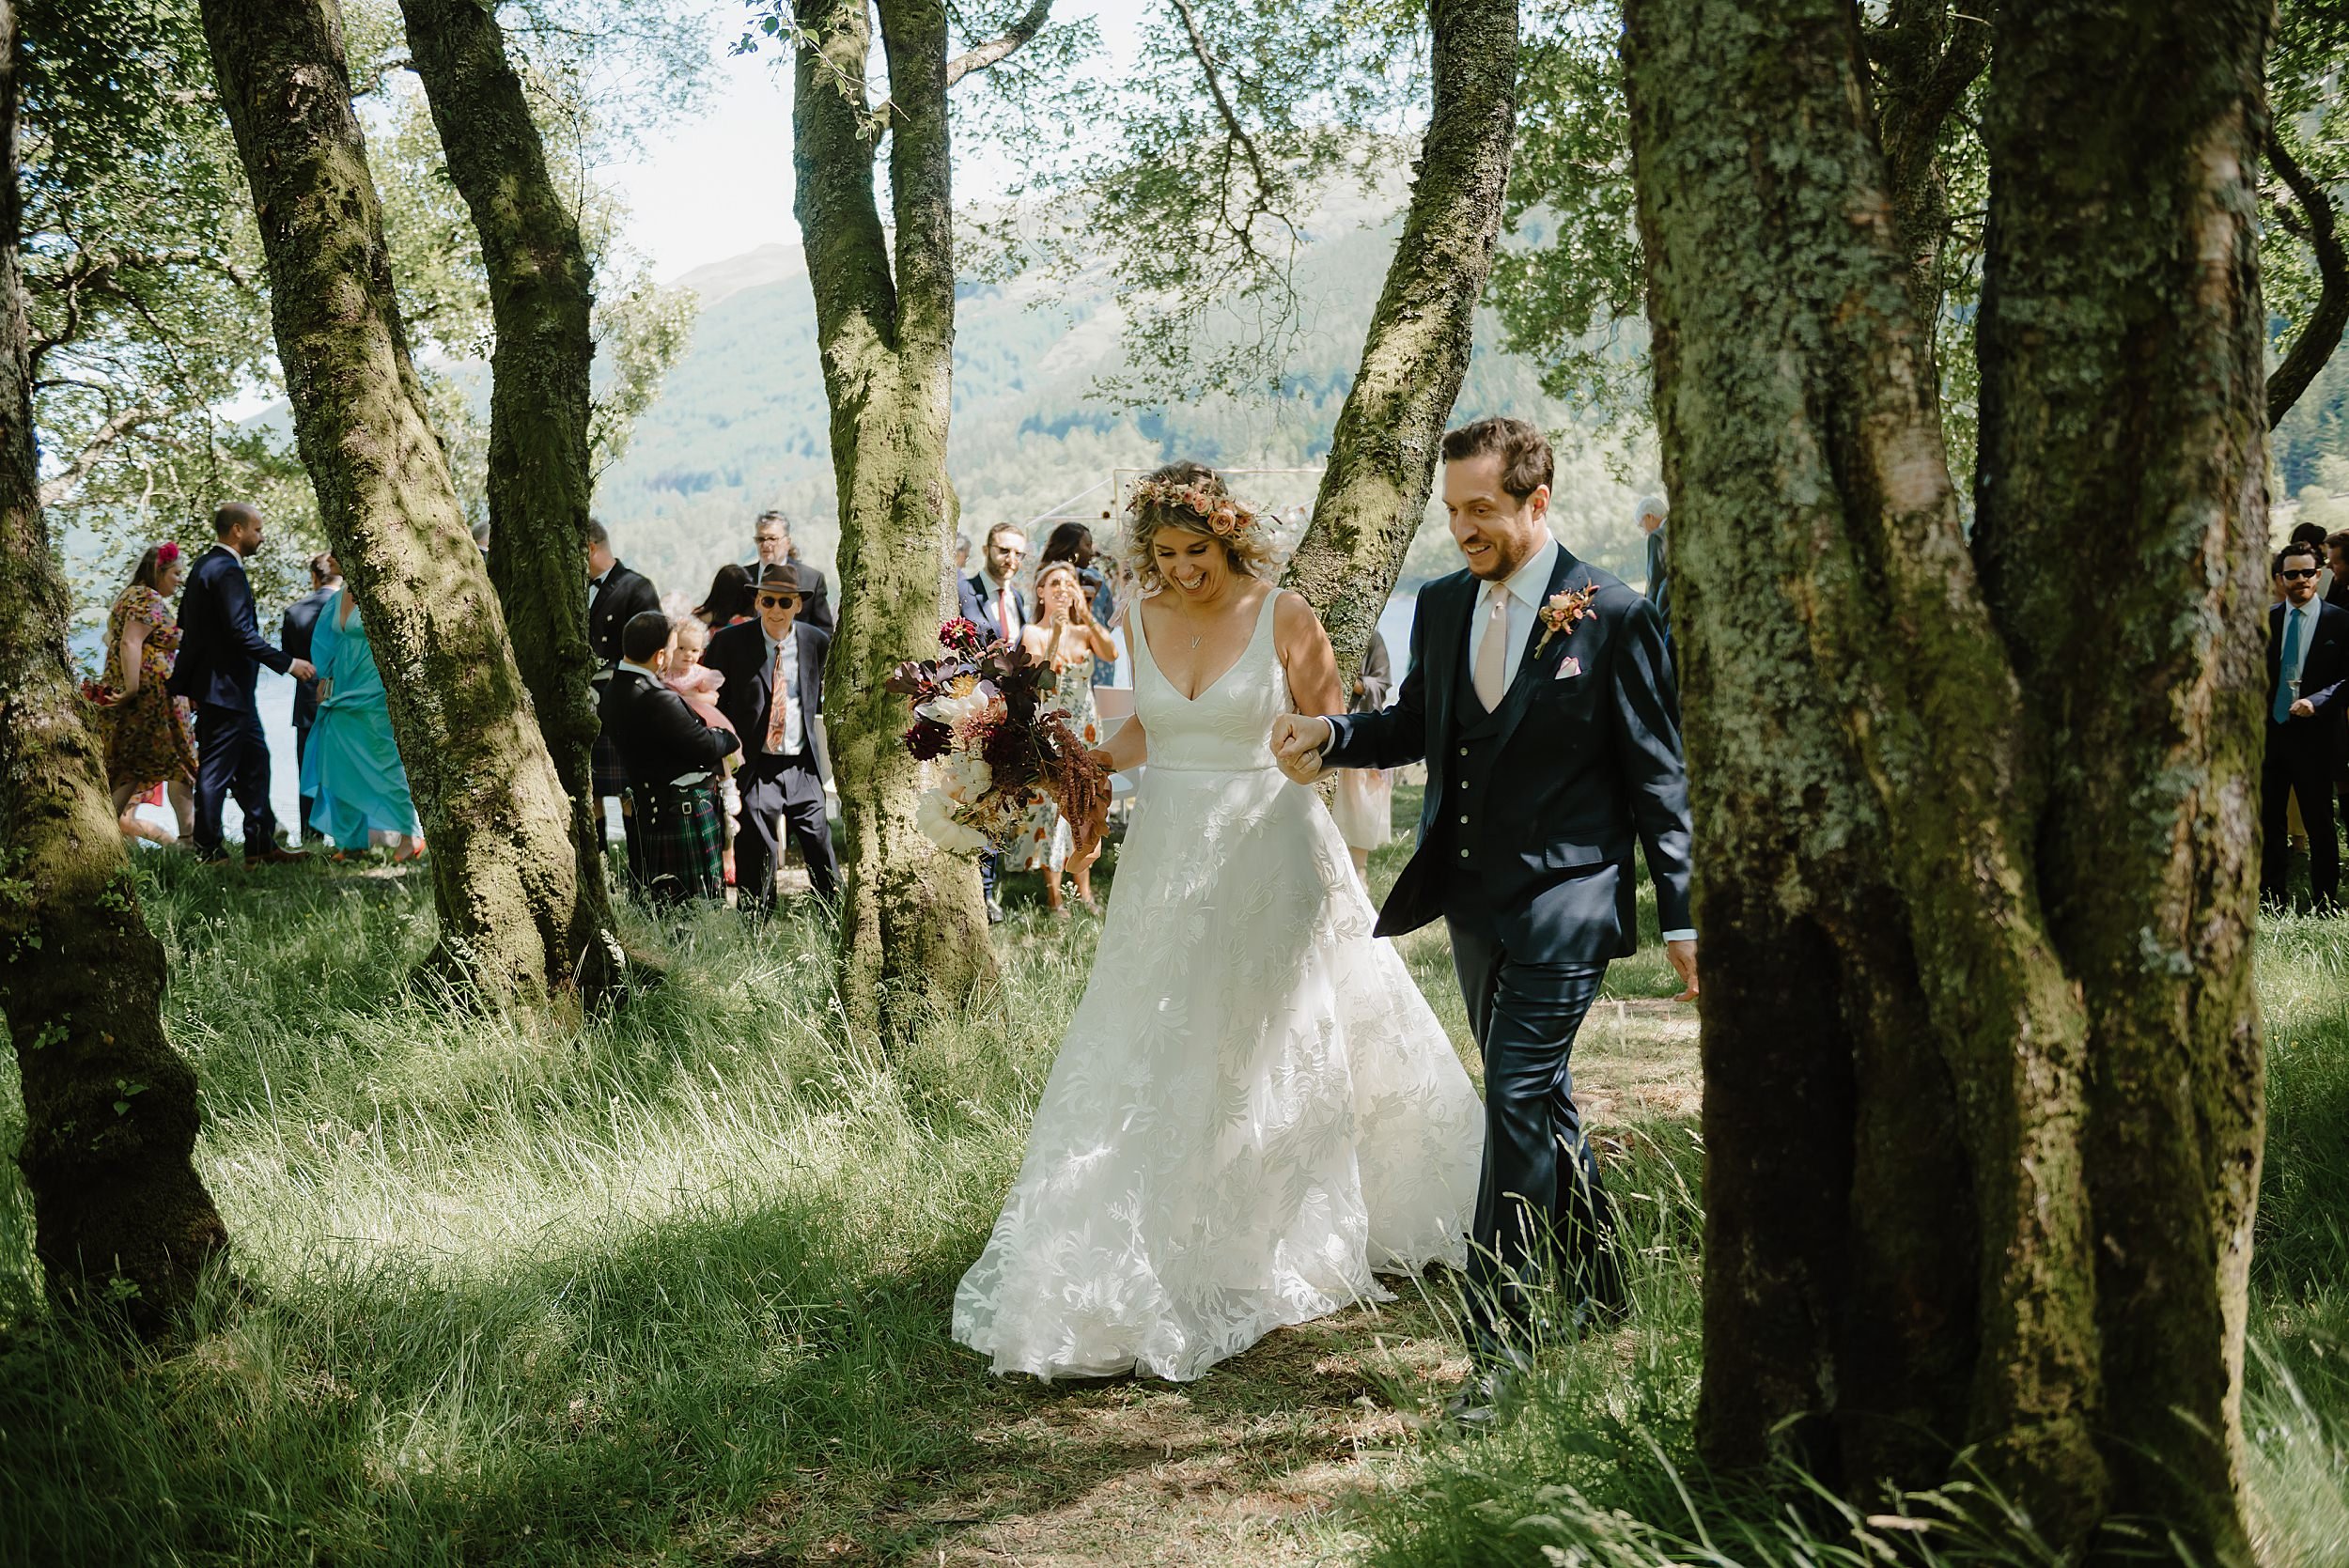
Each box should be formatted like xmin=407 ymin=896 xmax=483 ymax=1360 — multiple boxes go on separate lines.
xmin=594 ymin=184 xmax=1658 ymax=595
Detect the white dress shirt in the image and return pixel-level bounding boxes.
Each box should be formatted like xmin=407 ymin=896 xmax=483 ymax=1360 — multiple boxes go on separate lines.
xmin=1466 ymin=535 xmax=1563 ymax=683
xmin=764 ymin=626 xmax=804 ymax=754
xmin=980 ymin=570 xmax=1023 ymax=637
xmin=1460 ymin=535 xmax=1695 ymax=943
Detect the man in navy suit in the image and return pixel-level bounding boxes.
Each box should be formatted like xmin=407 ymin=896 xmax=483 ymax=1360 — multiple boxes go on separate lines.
xmin=1276 ymin=417 xmax=1697 ymax=1409
xmin=706 ymin=563 xmax=839 ymax=909
xmin=2263 ymin=539 xmax=2349 ymax=912
xmin=172 ymin=502 xmax=316 ymax=863
xmin=281 ymin=551 xmax=340 ymax=843
xmin=957 ymin=522 xmax=1029 ymax=919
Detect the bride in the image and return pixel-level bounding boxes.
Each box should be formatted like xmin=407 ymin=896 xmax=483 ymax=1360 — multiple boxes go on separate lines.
xmin=951 ymin=460 xmax=1485 ymax=1382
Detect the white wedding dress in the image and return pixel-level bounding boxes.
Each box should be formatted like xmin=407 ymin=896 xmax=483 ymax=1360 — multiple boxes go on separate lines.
xmin=952 ymin=587 xmax=1485 ymax=1381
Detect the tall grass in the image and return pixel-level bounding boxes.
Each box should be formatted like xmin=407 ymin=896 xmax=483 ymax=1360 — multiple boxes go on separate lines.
xmin=1351 ymin=908 xmax=2349 ymax=1568
xmin=1 ymin=838 xmax=2342 ymax=1566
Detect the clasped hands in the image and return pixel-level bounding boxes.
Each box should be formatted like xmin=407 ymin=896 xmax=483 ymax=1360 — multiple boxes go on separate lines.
xmin=1270 ymin=713 xmax=1334 ymax=784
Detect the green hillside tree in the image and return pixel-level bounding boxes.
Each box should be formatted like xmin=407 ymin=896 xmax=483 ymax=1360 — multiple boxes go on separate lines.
xmin=199 ymin=0 xmax=611 ymax=1003
xmin=1625 ymin=0 xmax=2267 ymax=1557
xmin=0 ymin=0 xmax=229 ymax=1332
xmin=396 ymin=0 xmax=625 ymax=986
xmin=743 ymin=0 xmax=1059 ymax=1040
xmin=1281 ymin=0 xmax=1519 ymax=676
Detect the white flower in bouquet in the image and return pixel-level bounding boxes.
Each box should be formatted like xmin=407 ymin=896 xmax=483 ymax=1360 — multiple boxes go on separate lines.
xmin=914 ymin=789 xmax=990 ymax=855
xmin=941 ymin=750 xmax=993 ymax=803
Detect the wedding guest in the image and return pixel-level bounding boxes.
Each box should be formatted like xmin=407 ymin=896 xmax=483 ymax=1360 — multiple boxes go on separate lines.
xmin=600 ymin=612 xmax=739 ymax=906
xmin=706 ymin=564 xmax=839 ymax=909
xmin=1329 ymin=628 xmax=1395 ymax=883
xmin=955 ymin=534 xmax=972 ymax=572
xmin=958 ymin=523 xmax=1029 ymax=921
xmin=695 ymin=563 xmax=756 ymax=628
xmin=283 ymin=552 xmax=340 ymax=844
xmin=749 ymin=509 xmax=833 ymax=634
xmin=2263 ymin=539 xmax=2348 ymax=913
xmin=472 ymin=520 xmax=491 ymax=556
xmin=171 ymin=502 xmax=314 ymax=864
xmin=302 ymin=584 xmax=422 ymax=860
xmin=1636 ymin=494 xmax=1671 ymax=639
xmin=1041 ymin=521 xmax=1119 ymax=684
xmin=1013 ymin=562 xmax=1115 ymax=916
xmin=664 ymin=614 xmax=741 ymax=887
xmin=586 ymin=520 xmax=661 ymax=849
xmin=97 ymin=541 xmax=199 ymax=846
xmin=2327 ymin=529 xmax=2349 ymax=613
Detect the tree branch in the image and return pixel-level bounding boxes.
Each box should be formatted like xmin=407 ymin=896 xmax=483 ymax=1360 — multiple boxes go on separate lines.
xmin=2267 ymin=124 xmax=2349 ymax=427
xmin=37 ymin=404 xmax=165 ymax=508
xmin=943 ymin=0 xmax=1050 ymax=87
xmin=1165 ymin=0 xmax=1278 ymax=206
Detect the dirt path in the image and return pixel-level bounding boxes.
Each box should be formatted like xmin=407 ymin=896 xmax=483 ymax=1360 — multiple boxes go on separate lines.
xmin=721 ymin=1008 xmax=1703 ymax=1568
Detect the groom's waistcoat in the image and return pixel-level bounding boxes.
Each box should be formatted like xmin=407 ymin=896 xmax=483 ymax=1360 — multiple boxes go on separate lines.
xmin=1321 ymin=552 xmax=1695 ymax=964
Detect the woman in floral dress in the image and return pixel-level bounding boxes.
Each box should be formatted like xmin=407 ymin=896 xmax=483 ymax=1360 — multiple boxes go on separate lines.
xmin=97 ymin=542 xmax=199 ymax=845
xmin=1016 ymin=562 xmax=1116 ymax=914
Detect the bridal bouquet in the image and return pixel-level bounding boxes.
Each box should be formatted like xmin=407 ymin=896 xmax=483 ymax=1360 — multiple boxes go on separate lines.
xmin=889 ymin=617 xmax=1111 ymax=860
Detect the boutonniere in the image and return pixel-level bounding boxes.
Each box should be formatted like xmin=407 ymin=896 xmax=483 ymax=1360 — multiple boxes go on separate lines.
xmin=1534 ymin=584 xmax=1598 ymax=656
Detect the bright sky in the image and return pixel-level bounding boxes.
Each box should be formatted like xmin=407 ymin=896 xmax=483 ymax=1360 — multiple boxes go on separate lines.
xmin=603 ymin=1 xmax=1149 ymax=283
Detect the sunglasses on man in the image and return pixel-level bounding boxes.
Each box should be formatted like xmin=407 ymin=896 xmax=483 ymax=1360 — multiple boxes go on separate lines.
xmin=2280 ymin=567 xmax=2322 ymax=582
xmin=758 ymin=592 xmax=801 ymax=608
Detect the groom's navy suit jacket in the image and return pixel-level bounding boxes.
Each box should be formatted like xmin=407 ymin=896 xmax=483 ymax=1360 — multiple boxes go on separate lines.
xmin=1322 ymin=547 xmax=1694 ymax=960
xmin=170 ymin=543 xmax=290 ymax=710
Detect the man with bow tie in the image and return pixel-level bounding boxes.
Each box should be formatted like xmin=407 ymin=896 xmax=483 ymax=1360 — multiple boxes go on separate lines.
xmin=957 ymin=522 xmax=1029 ymax=920
xmin=707 ymin=563 xmax=840 ymax=909
xmin=2263 ymin=538 xmax=2349 ymax=913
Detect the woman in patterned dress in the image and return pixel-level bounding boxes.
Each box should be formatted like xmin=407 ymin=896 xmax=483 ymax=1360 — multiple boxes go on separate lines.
xmin=1016 ymin=562 xmax=1116 ymax=915
xmin=97 ymin=543 xmax=199 ymax=845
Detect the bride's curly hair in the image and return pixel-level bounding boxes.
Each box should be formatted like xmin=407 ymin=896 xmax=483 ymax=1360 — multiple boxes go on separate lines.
xmin=1123 ymin=460 xmax=1276 ymax=592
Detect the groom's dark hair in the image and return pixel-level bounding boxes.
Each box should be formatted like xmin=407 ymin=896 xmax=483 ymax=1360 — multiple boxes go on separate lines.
xmin=1442 ymin=417 xmax=1553 ymax=502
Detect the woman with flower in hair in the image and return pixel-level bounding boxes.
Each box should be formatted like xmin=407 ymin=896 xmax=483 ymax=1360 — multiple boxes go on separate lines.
xmin=1013 ymin=560 xmax=1115 ymax=914
xmin=95 ymin=541 xmax=199 ymax=844
xmin=952 ymin=459 xmax=1483 ymax=1384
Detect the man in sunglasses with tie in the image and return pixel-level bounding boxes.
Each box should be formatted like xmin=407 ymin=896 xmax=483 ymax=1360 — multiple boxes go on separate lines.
xmin=707 ymin=564 xmax=841 ymax=909
xmin=2263 ymin=539 xmax=2349 ymax=913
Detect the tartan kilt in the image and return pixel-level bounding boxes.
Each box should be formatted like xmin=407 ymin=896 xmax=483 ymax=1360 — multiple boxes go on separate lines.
xmin=628 ymin=778 xmax=725 ymax=905
xmin=592 ymin=729 xmax=630 ymax=800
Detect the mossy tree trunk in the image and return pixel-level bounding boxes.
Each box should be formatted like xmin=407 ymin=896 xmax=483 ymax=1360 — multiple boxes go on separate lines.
xmin=199 ymin=0 xmax=597 ymax=1003
xmin=397 ymin=0 xmax=627 ymax=993
xmin=792 ymin=0 xmax=1018 ymax=1040
xmin=1971 ymin=1 xmax=2269 ymax=1550
xmin=0 ymin=0 xmax=228 ymax=1333
xmin=1281 ymin=0 xmax=1517 ymax=672
xmin=1624 ymin=0 xmax=2264 ymax=1558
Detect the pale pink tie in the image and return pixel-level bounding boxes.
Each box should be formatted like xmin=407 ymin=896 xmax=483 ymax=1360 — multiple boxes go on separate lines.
xmin=1473 ymin=582 xmax=1511 ymax=711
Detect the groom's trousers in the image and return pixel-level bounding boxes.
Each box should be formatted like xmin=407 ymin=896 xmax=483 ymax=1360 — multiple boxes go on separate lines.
xmin=1446 ymin=902 xmax=1624 ymax=1361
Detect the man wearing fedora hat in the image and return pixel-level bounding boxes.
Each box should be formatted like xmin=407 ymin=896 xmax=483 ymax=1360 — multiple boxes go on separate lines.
xmin=706 ymin=562 xmax=840 ymax=908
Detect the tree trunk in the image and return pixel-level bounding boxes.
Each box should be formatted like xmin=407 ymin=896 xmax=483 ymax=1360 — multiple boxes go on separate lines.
xmin=794 ymin=0 xmax=996 ymax=1041
xmin=1972 ymin=2 xmax=2269 ymax=1555
xmin=1864 ymin=0 xmax=1990 ymax=342
xmin=397 ymin=0 xmax=629 ymax=995
xmin=199 ymin=0 xmax=594 ymax=1003
xmin=1625 ymin=0 xmax=2265 ymax=1558
xmin=0 ymin=0 xmax=228 ymax=1333
xmin=1281 ymin=0 xmax=1517 ymax=673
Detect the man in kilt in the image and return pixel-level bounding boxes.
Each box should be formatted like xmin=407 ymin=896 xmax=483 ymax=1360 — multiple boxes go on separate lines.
xmin=586 ymin=520 xmax=662 ymax=853
xmin=600 ymin=612 xmax=739 ymax=906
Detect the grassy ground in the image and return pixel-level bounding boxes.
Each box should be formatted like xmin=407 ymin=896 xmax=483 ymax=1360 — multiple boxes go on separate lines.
xmin=0 ymin=798 xmax=2341 ymax=1566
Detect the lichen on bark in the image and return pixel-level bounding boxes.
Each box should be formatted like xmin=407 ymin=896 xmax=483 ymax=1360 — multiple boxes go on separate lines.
xmin=200 ymin=0 xmax=599 ymax=1003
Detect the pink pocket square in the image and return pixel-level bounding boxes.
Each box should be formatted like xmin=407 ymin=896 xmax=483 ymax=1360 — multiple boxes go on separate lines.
xmin=1555 ymin=657 xmax=1581 ymax=679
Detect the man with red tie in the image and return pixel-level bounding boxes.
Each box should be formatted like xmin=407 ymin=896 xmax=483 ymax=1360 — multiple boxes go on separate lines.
xmin=957 ymin=523 xmax=1029 ymax=921
xmin=707 ymin=564 xmax=840 ymax=909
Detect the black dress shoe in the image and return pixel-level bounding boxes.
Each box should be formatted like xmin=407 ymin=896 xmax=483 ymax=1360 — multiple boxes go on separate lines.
xmin=247 ymin=844 xmax=309 ymax=865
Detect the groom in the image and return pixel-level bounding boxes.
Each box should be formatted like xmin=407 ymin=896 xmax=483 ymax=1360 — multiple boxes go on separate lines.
xmin=1274 ymin=416 xmax=1696 ymax=1402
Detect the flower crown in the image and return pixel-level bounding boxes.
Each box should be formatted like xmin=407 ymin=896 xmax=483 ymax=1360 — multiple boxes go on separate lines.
xmin=1126 ymin=474 xmax=1258 ymax=543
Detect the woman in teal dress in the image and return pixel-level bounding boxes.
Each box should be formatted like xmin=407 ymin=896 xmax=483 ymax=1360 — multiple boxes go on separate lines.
xmin=301 ymin=590 xmax=423 ymax=858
